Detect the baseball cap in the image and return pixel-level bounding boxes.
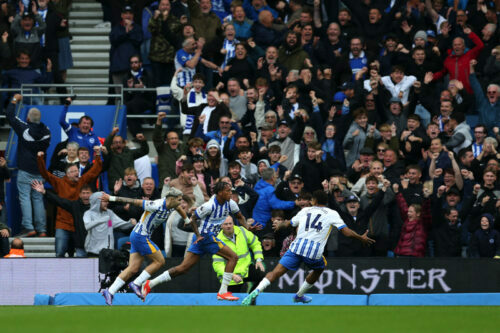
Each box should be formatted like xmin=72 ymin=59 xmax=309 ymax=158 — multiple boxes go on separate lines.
xmin=262 ymin=233 xmax=275 ymax=240
xmin=389 ymin=96 xmax=402 ymax=105
xmin=345 ymin=194 xmax=360 ymax=203
xmin=426 ymin=30 xmax=436 ymax=38
xmin=289 ymin=174 xmax=303 ymax=182
xmin=22 ymin=11 xmax=34 ymax=19
xmin=359 ymin=147 xmax=374 ymax=155
xmin=333 ymin=91 xmax=346 ymax=103
xmin=446 ymin=187 xmax=461 ymax=197
xmin=192 ymin=154 xmax=204 ymax=162
xmin=122 ymin=5 xmax=133 ymax=13
xmin=278 ymin=120 xmax=290 ymax=127
xmin=341 ymin=82 xmax=355 ymax=90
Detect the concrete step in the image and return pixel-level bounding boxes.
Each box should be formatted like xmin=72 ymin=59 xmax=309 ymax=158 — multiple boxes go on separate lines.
xmin=69 ymin=11 xmax=103 ymax=19
xmin=71 ymin=3 xmax=102 ymax=10
xmin=67 ymin=68 xmax=108 ymax=77
xmin=72 ymin=35 xmax=109 ymax=44
xmin=69 ymin=27 xmax=111 ymax=35
xmin=9 ymin=237 xmax=55 ymax=243
xmin=69 ymin=19 xmax=104 ymax=27
xmin=25 ymin=253 xmax=56 ymax=258
xmin=73 ymin=60 xmax=110 ymax=68
xmin=71 ymin=44 xmax=110 ymax=51
xmin=66 ymin=77 xmax=110 ymax=84
xmin=24 ymin=244 xmax=55 ymax=252
xmin=72 ymin=52 xmax=108 ymax=59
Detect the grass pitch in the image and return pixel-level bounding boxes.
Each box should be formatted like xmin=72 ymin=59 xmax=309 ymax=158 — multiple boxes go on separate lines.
xmin=1 ymin=306 xmax=499 ymax=333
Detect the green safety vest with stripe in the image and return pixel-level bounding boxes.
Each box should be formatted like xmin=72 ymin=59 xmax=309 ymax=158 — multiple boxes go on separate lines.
xmin=212 ymin=226 xmax=264 ymax=285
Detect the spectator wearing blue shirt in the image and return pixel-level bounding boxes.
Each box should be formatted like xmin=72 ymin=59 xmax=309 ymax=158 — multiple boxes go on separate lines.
xmin=195 ymin=115 xmax=242 ymax=156
xmin=251 ymin=168 xmax=297 ymax=235
xmin=175 ymin=37 xmax=220 ymax=87
xmin=229 ymin=5 xmax=253 ymax=40
xmin=470 ymin=60 xmax=500 ymax=135
xmin=243 ymin=0 xmax=278 ymax=22
xmin=59 ymin=98 xmax=100 ymax=152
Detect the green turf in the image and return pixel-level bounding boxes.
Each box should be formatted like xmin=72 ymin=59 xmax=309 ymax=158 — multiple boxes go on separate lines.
xmin=1 ymin=306 xmax=499 ymax=333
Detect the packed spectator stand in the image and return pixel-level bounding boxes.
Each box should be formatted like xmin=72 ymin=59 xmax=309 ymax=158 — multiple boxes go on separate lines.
xmin=0 ymin=0 xmax=500 ymax=262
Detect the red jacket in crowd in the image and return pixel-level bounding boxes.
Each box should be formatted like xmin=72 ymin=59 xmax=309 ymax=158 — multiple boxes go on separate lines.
xmin=433 ymin=31 xmax=484 ymax=94
xmin=394 ymin=193 xmax=432 ymax=257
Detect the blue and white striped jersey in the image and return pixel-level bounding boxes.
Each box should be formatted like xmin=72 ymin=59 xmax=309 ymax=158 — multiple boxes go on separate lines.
xmin=133 ymin=199 xmax=175 ymax=237
xmin=175 ymin=49 xmax=196 ymax=87
xmin=221 ymin=38 xmax=238 ymax=69
xmin=289 ymin=206 xmax=346 ymax=260
xmin=195 ymin=196 xmax=240 ymax=235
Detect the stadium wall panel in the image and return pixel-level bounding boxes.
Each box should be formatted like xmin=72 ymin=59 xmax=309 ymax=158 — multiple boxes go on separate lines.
xmin=2 ymin=258 xmax=500 ymax=305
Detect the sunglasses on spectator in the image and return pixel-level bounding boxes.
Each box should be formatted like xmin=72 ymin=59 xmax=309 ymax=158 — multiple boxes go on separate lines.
xmin=304 ymin=132 xmax=315 ymax=135
xmin=377 ymin=149 xmax=386 ymax=152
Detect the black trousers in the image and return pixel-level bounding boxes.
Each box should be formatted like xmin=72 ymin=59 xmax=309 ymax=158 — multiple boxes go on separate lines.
xmin=228 ymin=263 xmax=267 ymax=293
xmin=0 ymin=236 xmax=9 ymax=257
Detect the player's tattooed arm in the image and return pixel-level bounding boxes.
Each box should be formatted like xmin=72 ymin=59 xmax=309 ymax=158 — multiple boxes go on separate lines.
xmin=101 ymin=193 xmax=144 ymax=207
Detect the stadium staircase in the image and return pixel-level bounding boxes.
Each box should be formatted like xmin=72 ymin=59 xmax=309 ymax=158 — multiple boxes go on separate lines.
xmin=8 ymin=237 xmax=56 ymax=257
xmin=66 ymin=0 xmax=110 ymax=105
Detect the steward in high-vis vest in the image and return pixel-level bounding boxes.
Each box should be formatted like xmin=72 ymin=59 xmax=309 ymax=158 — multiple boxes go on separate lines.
xmin=212 ymin=216 xmax=265 ymax=295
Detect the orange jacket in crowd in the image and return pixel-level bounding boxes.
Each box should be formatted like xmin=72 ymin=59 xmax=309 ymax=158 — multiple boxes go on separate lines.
xmin=37 ymin=152 xmax=102 ymax=231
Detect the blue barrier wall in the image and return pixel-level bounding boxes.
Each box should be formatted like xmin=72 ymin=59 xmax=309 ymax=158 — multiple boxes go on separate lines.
xmin=5 ymin=104 xmax=127 ymax=233
xmin=34 ymin=292 xmax=500 ymax=306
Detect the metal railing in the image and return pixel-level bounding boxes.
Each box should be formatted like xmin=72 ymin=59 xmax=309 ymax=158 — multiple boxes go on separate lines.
xmin=20 ymin=83 xmax=124 ymax=105
xmin=0 ymin=84 xmax=180 ymax=120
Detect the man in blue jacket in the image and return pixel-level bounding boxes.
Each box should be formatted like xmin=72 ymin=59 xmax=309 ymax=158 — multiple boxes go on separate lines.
xmin=470 ymin=59 xmax=500 ymax=135
xmin=59 ymin=97 xmax=100 ymax=152
xmin=251 ymin=168 xmax=297 ymax=238
xmin=6 ymin=94 xmax=51 ymax=237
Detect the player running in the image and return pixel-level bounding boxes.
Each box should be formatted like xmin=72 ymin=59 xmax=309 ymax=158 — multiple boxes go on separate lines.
xmin=142 ymin=181 xmax=260 ymax=301
xmin=101 ymin=187 xmax=187 ymax=305
xmin=241 ymin=189 xmax=378 ymax=305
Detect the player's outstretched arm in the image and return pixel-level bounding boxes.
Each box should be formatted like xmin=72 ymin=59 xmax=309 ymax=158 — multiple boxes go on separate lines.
xmin=101 ymin=192 xmax=144 ymax=207
xmin=341 ymin=227 xmax=375 ymax=246
xmin=272 ymin=218 xmax=291 ymax=231
xmin=237 ymin=212 xmax=262 ymax=231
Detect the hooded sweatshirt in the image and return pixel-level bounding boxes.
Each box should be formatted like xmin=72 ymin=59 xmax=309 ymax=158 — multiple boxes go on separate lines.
xmin=469 ymin=213 xmax=500 ymax=258
xmin=6 ymin=102 xmax=51 ymax=174
xmin=83 ymin=192 xmax=133 ymax=254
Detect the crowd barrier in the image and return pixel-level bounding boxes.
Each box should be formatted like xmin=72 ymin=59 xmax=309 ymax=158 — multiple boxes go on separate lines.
xmin=2 ymin=258 xmax=499 ymax=305
xmin=33 ymin=292 xmax=500 ymax=306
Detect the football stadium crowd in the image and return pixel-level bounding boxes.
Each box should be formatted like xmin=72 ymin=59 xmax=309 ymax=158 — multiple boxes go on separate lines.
xmin=1 ymin=0 xmax=500 ymax=264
